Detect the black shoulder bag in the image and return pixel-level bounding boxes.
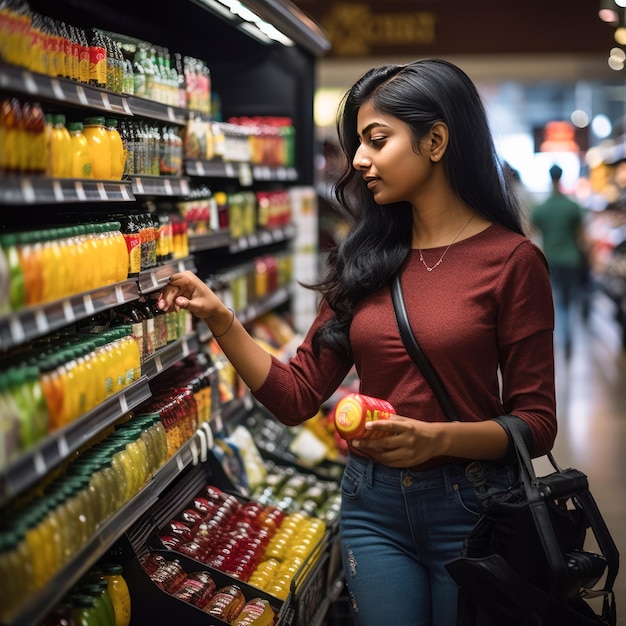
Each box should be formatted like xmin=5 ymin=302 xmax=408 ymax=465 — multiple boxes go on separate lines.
xmin=390 ymin=274 xmax=619 ymax=626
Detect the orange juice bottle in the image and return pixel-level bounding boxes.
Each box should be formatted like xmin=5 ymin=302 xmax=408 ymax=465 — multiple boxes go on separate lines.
xmin=40 ymin=355 xmax=64 ymax=432
xmin=106 ymin=118 xmax=125 ymax=180
xmin=49 ymin=114 xmax=72 ymax=178
xmin=68 ymin=121 xmax=93 ymax=179
xmin=83 ymin=116 xmax=111 ymax=179
xmin=40 ymin=228 xmax=62 ymax=303
xmin=16 ymin=231 xmax=43 ymax=306
xmin=109 ymin=222 xmax=130 ymax=282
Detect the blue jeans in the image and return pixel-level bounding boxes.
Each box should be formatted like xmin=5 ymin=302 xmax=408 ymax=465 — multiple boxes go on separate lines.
xmin=339 ymin=453 xmax=518 ymax=626
xmin=549 ymin=263 xmax=581 ymax=355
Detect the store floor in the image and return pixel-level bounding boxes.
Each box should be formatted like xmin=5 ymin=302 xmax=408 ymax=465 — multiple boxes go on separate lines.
xmin=322 ymin=288 xmax=626 ymax=625
xmin=547 ymin=288 xmax=625 ymax=621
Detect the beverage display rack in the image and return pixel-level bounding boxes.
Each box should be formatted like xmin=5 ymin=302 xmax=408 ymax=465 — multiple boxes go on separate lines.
xmin=0 ymin=0 xmax=335 ymax=624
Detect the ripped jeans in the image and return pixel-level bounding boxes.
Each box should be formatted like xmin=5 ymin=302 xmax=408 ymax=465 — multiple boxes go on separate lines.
xmin=339 ymin=453 xmax=518 ymax=626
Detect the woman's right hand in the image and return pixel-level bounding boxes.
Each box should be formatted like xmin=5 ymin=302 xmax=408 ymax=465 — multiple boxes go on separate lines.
xmin=157 ymin=270 xmax=222 ymax=320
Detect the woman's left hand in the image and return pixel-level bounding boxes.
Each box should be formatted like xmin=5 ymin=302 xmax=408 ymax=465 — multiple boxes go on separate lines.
xmin=351 ymin=415 xmax=445 ymax=467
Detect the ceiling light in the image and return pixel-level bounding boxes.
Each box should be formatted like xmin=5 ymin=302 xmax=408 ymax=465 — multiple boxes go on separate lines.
xmin=599 ymin=0 xmax=619 ymax=23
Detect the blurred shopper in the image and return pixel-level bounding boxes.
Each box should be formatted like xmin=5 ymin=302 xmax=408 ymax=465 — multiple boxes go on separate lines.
xmin=530 ymin=164 xmax=586 ymax=359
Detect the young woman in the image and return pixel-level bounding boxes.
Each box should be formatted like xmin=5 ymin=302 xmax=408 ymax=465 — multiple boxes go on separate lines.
xmin=158 ymin=59 xmax=557 ymax=626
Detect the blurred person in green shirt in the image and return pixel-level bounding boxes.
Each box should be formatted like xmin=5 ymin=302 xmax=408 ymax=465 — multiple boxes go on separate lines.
xmin=530 ymin=164 xmax=586 ymax=359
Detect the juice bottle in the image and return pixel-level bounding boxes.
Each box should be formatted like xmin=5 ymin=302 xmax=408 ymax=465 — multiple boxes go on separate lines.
xmin=70 ymin=594 xmax=101 ymax=626
xmin=0 ymin=233 xmax=25 ymax=311
xmin=49 ymin=113 xmax=72 ymax=178
xmin=333 ymin=393 xmax=395 ymax=440
xmin=68 ymin=121 xmax=93 ymax=178
xmin=118 ymin=215 xmax=141 ymax=276
xmin=105 ymin=118 xmax=125 ymax=180
xmin=108 ymin=221 xmax=129 ymax=282
xmin=232 ymin=598 xmax=276 ymax=625
xmin=83 ymin=116 xmax=111 ymax=179
xmin=100 ymin=563 xmax=131 ymax=626
xmin=0 ymin=372 xmax=21 ymax=470
xmin=203 ymin=584 xmax=246 ymax=621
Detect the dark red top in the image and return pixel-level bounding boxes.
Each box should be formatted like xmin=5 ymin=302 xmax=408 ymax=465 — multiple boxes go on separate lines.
xmin=253 ymin=223 xmax=557 ymax=465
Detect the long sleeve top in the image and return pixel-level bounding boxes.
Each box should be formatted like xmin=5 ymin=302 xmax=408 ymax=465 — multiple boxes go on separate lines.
xmin=253 ymin=223 xmax=557 ymax=467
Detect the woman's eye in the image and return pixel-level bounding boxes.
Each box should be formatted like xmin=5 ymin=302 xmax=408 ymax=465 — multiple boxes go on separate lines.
xmin=370 ymin=136 xmax=386 ymax=147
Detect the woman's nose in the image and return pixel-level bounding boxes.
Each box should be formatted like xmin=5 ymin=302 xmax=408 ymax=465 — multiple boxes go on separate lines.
xmin=352 ymin=146 xmax=370 ymax=170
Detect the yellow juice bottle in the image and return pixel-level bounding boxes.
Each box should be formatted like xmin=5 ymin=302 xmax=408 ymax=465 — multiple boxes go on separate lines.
xmin=83 ymin=116 xmax=111 ymax=180
xmin=106 ymin=118 xmax=125 ymax=180
xmin=68 ymin=121 xmax=93 ymax=179
xmin=101 ymin=563 xmax=131 ymax=626
xmin=109 ymin=221 xmax=130 ymax=282
xmin=49 ymin=113 xmax=72 ymax=178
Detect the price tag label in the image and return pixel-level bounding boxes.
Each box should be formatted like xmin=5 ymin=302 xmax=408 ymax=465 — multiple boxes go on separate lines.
xmin=52 ymin=180 xmax=64 ymax=202
xmin=33 ymin=451 xmax=46 ymax=476
xmin=190 ymin=439 xmax=199 ymax=465
xmin=239 ymin=163 xmax=253 ymax=186
xmin=115 ymin=285 xmax=125 ymax=303
xmin=58 ymin=437 xmax=69 ymax=458
xmin=166 ymin=106 xmax=175 ymax=122
xmin=22 ymin=71 xmax=38 ymax=94
xmin=75 ymin=181 xmax=86 ymax=201
xmin=176 ymin=455 xmax=185 ymax=471
xmin=9 ymin=315 xmax=25 ymax=344
xmin=51 ymin=78 xmax=65 ymax=100
xmin=101 ymin=92 xmax=111 ymax=110
xmin=97 ymin=182 xmax=107 ymax=200
xmin=83 ymin=293 xmax=95 ymax=315
xmin=63 ymin=300 xmax=75 ymax=322
xmin=20 ymin=178 xmax=35 ymax=203
xmin=119 ymin=393 xmax=129 ymax=413
xmin=134 ymin=177 xmax=144 ymax=195
xmin=76 ymin=85 xmax=89 ymax=106
xmin=163 ymin=179 xmax=173 ymax=195
xmin=182 ymin=338 xmax=190 ymax=357
xmin=225 ymin=163 xmax=236 ymax=178
xmin=154 ymin=354 xmax=163 ymax=374
xmin=35 ymin=309 xmax=49 ymax=334
xmin=195 ymin=161 xmax=205 ymax=176
xmin=120 ymin=184 xmax=131 ymax=201
xmin=121 ymin=98 xmax=132 ymax=115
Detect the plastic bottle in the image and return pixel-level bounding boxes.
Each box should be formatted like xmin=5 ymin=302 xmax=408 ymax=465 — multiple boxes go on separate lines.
xmin=49 ymin=113 xmax=72 ymax=178
xmin=83 ymin=116 xmax=111 ymax=179
xmin=70 ymin=594 xmax=101 ymax=626
xmin=100 ymin=564 xmax=131 ymax=626
xmin=231 ymin=598 xmax=276 ymax=625
xmin=105 ymin=118 xmax=125 ymax=180
xmin=333 ymin=393 xmax=395 ymax=440
xmin=0 ymin=372 xmax=21 ymax=470
xmin=68 ymin=121 xmax=93 ymax=178
xmin=87 ymin=29 xmax=106 ymax=88
xmin=203 ymin=584 xmax=246 ymax=621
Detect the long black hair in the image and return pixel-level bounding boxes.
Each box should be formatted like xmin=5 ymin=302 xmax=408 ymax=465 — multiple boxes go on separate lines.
xmin=312 ymin=58 xmax=524 ymax=358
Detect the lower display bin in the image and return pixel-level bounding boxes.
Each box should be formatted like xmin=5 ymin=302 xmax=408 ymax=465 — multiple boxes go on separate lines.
xmin=124 ymin=548 xmax=283 ymax=625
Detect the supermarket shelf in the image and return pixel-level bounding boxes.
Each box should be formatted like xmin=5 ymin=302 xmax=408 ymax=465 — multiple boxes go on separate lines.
xmin=137 ymin=256 xmax=198 ymax=295
xmin=229 ymin=224 xmax=296 ymax=253
xmin=124 ymin=94 xmax=188 ymax=125
xmin=187 ymin=229 xmax=232 ymax=253
xmin=141 ymin=334 xmax=199 ymax=380
xmin=130 ymin=175 xmax=191 ymax=197
xmin=0 ymin=62 xmax=130 ymax=116
xmin=0 ymin=278 xmax=140 ymax=351
xmin=0 ymin=377 xmax=152 ymax=506
xmin=0 ymin=174 xmax=134 ymax=205
xmin=2 ymin=433 xmax=206 ymax=626
xmin=184 ymin=159 xmax=298 ymax=184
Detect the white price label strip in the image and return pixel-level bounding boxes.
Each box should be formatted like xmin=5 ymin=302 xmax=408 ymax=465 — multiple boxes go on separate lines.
xmin=9 ymin=316 xmax=25 ymax=344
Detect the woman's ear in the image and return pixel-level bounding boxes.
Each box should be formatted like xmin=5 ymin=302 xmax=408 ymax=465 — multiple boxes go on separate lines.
xmin=428 ymin=121 xmax=449 ymax=162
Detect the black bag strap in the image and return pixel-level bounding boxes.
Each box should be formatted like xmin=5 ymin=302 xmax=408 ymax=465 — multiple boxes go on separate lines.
xmin=390 ymin=274 xmax=459 ymax=421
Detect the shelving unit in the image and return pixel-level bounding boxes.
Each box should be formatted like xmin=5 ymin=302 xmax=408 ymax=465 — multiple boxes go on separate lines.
xmin=0 ymin=1 xmax=333 ymax=624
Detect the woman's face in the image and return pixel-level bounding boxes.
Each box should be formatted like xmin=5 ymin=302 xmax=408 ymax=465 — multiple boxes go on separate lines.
xmin=352 ymin=100 xmax=434 ymax=206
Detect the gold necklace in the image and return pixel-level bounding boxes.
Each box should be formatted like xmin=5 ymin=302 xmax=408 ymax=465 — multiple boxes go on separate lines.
xmin=416 ymin=214 xmax=475 ymax=272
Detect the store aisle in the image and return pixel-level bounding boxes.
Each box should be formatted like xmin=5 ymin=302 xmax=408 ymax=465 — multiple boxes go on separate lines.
xmin=546 ymin=288 xmax=625 ymax=620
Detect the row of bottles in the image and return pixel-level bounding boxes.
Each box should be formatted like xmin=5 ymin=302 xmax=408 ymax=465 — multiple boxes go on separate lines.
xmin=0 ymin=222 xmax=128 ymax=312
xmin=0 ymin=326 xmax=142 ymax=468
xmin=0 ymin=2 xmax=211 ymax=111
xmin=39 ymin=564 xmax=131 ymax=626
xmin=0 ymin=209 xmax=190 ymax=314
xmin=0 ymin=416 xmax=166 ymax=619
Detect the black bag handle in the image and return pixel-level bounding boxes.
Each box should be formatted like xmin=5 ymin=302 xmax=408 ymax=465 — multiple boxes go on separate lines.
xmin=391 ymin=273 xmax=620 ymax=598
xmin=391 ymin=275 xmax=459 ymax=421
